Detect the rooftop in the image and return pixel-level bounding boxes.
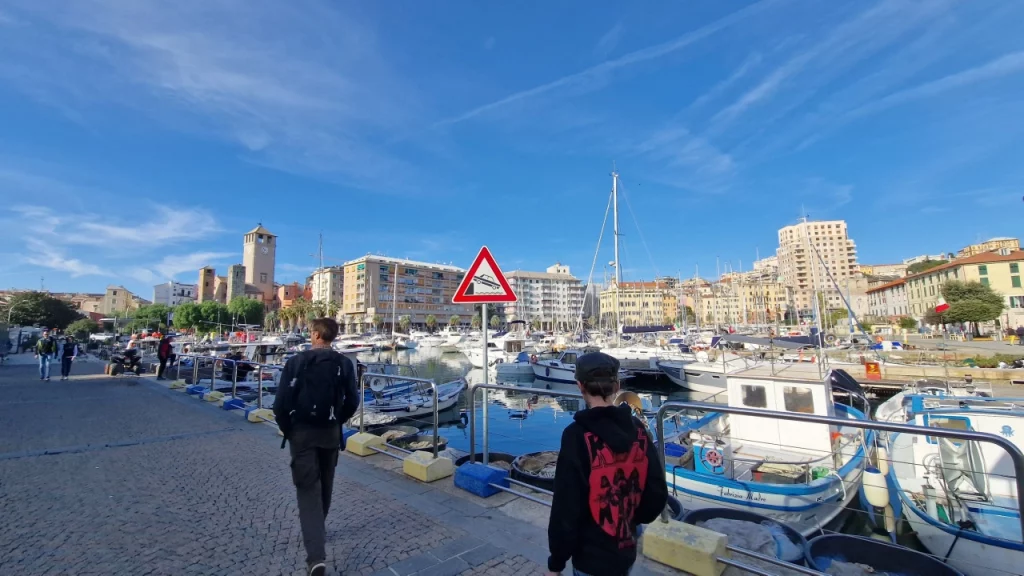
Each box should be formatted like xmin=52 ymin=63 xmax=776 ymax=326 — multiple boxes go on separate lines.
xmin=344 ymin=254 xmax=465 ymax=273
xmin=906 ymin=250 xmax=1024 ymax=281
xmin=247 ymin=224 xmax=274 ymax=236
xmin=507 ymin=269 xmax=579 ymax=280
xmin=865 ymin=278 xmax=907 ymax=294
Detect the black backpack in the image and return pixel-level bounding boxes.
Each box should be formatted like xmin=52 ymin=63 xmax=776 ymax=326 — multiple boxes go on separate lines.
xmin=288 ymin=352 xmax=347 ymax=428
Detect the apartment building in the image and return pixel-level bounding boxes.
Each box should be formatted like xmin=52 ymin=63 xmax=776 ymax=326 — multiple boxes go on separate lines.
xmin=957 ymin=237 xmax=1019 ymax=259
xmin=152 ymin=281 xmax=196 ymax=306
xmin=276 ymin=282 xmax=303 ymax=309
xmin=777 ymin=219 xmax=858 ymax=317
xmin=599 ymin=281 xmax=678 ymax=327
xmin=101 ymin=286 xmax=147 ymax=315
xmin=694 ymin=272 xmax=794 ymax=325
xmin=310 ymin=266 xmax=344 ymax=306
xmin=904 ymin=254 xmax=948 ymax=265
xmin=341 ymin=255 xmax=473 ymax=332
xmin=905 ymin=250 xmax=1024 ymax=327
xmin=502 ymin=264 xmax=585 ymax=331
xmin=857 ymin=263 xmax=907 ymax=277
xmin=865 ymin=279 xmax=909 ymax=320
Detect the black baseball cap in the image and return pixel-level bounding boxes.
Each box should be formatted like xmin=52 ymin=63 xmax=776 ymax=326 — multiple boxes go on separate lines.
xmin=574 ymin=352 xmax=620 ymax=383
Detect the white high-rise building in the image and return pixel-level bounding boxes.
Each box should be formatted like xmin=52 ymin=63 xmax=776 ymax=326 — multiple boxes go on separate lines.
xmin=152 ymin=281 xmax=197 ymax=306
xmin=503 ymin=263 xmax=585 ymax=331
xmin=310 ymin=266 xmax=344 ymax=305
xmin=777 ymin=219 xmax=858 ymax=318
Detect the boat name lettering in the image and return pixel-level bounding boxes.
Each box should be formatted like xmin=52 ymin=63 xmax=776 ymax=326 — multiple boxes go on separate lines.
xmin=718 ymin=487 xmax=767 ymax=503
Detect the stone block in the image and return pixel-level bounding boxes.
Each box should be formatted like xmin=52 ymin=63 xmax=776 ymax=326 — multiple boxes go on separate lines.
xmin=403 ymin=450 xmax=454 ymax=483
xmin=342 ymin=427 xmax=359 ymax=450
xmin=202 ymin=390 xmax=225 ymax=403
xmin=454 ymin=462 xmax=508 ymax=498
xmin=642 ymin=519 xmax=727 ymax=576
xmin=185 ymin=385 xmax=206 ymax=396
xmin=221 ymin=398 xmax=245 ymax=411
xmin=169 ymin=380 xmax=187 ymax=390
xmin=346 ymin=432 xmax=384 ymax=457
xmin=244 ymin=408 xmax=275 ymax=424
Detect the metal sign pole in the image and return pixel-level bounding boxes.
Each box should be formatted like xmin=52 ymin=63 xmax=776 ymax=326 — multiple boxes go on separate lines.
xmin=256 ymin=366 xmax=264 ymax=410
xmin=481 ymin=304 xmax=489 ymax=465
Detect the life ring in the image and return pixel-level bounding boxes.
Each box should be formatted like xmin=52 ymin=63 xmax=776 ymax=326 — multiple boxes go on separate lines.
xmin=703 ymin=449 xmax=725 ymax=473
xmin=825 ymin=334 xmax=836 ymax=344
xmin=530 ymin=354 xmax=538 ymax=364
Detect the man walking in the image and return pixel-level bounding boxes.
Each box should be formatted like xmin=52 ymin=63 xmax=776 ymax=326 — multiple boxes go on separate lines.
xmin=156 ymin=335 xmax=175 ymax=380
xmin=35 ymin=329 xmax=57 ymax=381
xmin=1016 ymin=325 xmax=1024 ymax=346
xmin=273 ymin=318 xmax=358 ymax=576
xmin=59 ymin=336 xmax=79 ymax=380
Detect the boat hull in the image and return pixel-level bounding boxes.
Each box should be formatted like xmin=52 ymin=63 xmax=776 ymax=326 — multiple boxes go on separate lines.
xmin=532 ymin=362 xmax=576 ymax=384
xmin=656 ymin=361 xmax=728 ymax=395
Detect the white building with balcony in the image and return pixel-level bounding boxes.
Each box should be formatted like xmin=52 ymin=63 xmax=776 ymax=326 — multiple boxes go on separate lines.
xmin=152 ymin=281 xmax=197 ymax=306
xmin=502 ymin=263 xmax=585 ymax=331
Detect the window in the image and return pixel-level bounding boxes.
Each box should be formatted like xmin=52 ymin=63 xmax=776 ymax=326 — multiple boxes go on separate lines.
xmin=927 ymin=416 xmax=971 ymax=444
xmin=1012 ymin=263 xmax=1020 ymax=274
xmin=783 ymin=386 xmax=815 ymax=414
xmin=740 ymin=385 xmax=767 ymax=408
xmin=1010 ymin=296 xmax=1024 ymax=308
xmin=1014 ymin=276 xmax=1022 ymax=289
xmin=259 ymin=273 xmax=267 ymax=283
xmin=981 ymin=278 xmax=990 ymax=286
xmin=979 ymin=265 xmax=988 ymax=275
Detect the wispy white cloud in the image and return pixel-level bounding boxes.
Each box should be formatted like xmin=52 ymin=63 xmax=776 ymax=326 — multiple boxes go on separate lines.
xmin=687 ymin=53 xmax=763 ymax=113
xmin=594 ymin=23 xmax=624 ymax=60
xmin=23 ymin=238 xmax=110 ymax=278
xmin=127 ymin=251 xmax=235 ymax=285
xmin=0 ymin=0 xmax=424 ymax=191
xmin=627 ymin=126 xmax=735 ymax=176
xmin=850 ymin=51 xmax=1024 ymax=118
xmin=433 ymin=0 xmax=782 ymax=127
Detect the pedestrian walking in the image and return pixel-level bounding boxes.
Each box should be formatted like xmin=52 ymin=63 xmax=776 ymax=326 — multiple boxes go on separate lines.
xmin=273 ymin=318 xmax=359 ymax=576
xmin=35 ymin=329 xmax=57 ymax=381
xmin=60 ymin=336 xmax=80 ymax=380
xmin=156 ymin=335 xmax=175 ymax=380
xmin=546 ymin=352 xmax=668 ymax=576
xmin=1015 ymin=326 xmax=1024 ymax=346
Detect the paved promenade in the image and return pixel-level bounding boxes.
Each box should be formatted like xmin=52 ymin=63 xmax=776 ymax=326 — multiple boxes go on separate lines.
xmin=0 ymin=361 xmax=554 ymax=575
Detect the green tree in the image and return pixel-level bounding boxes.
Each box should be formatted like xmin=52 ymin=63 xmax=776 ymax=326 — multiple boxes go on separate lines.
xmin=291 ymin=298 xmax=310 ymax=330
xmin=449 ymin=315 xmax=460 ymax=328
xmin=279 ymin=307 xmax=295 ymax=332
xmin=907 ymin=259 xmax=948 ymax=274
xmin=198 ymin=301 xmax=230 ymax=334
xmin=399 ymin=315 xmax=411 ymax=334
xmin=922 ymin=308 xmax=944 ymax=326
xmin=860 ymin=321 xmax=874 ymax=333
xmin=228 ymin=297 xmax=265 ymax=327
xmin=2 ymin=291 xmax=82 ymax=329
xmin=531 ymin=319 xmax=542 ymax=331
xmin=829 ymin=309 xmax=849 ymax=326
xmin=128 ymin=304 xmax=173 ymax=332
xmin=897 ymin=316 xmax=918 ymax=330
xmin=67 ymin=317 xmax=101 ymax=339
xmin=489 ymin=315 xmax=500 ymax=329
xmin=425 ymin=314 xmax=437 ymax=333
xmin=471 ymin=315 xmax=481 ymax=329
xmin=326 ymin=301 xmax=340 ymax=319
xmin=173 ymin=302 xmax=202 ymax=332
xmin=310 ymin=300 xmax=327 ymax=319
xmin=264 ymin=310 xmax=278 ymax=331
xmin=941 ymin=280 xmax=1005 ymax=334
xmin=372 ymin=314 xmax=383 ymax=331
xmin=587 ymin=315 xmax=597 ymax=328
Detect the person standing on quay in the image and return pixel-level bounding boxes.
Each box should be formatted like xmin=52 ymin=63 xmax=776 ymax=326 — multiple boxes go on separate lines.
xmin=274 ymin=318 xmax=359 ymax=576
xmin=156 ymin=335 xmax=175 ymax=380
xmin=546 ymin=352 xmax=668 ymax=576
xmin=59 ymin=335 xmax=79 ymax=380
xmin=35 ymin=329 xmax=57 ymax=381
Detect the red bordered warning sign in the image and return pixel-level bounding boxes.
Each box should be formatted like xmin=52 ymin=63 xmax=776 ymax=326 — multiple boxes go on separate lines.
xmin=452 ymin=246 xmax=517 ymax=304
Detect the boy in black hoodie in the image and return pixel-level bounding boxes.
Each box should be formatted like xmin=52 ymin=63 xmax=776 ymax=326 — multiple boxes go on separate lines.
xmin=547 ymin=352 xmax=668 ymax=576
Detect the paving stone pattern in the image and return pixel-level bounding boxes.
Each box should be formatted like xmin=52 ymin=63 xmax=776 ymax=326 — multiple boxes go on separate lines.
xmin=0 ymin=365 xmax=549 ymax=575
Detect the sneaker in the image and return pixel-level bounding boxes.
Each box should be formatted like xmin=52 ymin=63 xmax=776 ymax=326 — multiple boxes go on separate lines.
xmin=45 ymin=377 xmax=50 ymax=381
xmin=307 ymin=562 xmax=326 ymax=576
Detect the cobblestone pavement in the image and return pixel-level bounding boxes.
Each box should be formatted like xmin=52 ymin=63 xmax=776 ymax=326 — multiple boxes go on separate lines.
xmin=0 ymin=364 xmax=549 ymax=575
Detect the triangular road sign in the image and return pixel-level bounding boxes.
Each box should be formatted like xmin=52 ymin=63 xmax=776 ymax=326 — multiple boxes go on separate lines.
xmin=452 ymin=246 xmax=517 ymax=303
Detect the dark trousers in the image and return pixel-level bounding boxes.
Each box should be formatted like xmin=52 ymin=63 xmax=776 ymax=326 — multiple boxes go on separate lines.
xmin=288 ymin=426 xmax=341 ymax=565
xmin=61 ymin=357 xmax=73 ymax=378
xmin=157 ymin=357 xmax=168 ymax=378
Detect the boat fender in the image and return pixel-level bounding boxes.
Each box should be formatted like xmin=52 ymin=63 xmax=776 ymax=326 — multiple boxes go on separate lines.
xmin=530 ymin=354 xmax=537 ymax=364
xmin=545 ymin=366 xmax=550 ymax=377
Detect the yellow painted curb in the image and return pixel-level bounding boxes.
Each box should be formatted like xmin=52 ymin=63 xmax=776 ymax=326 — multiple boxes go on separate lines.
xmin=642 ymin=520 xmax=727 ymax=576
xmin=169 ymin=380 xmax=187 ymax=390
xmin=402 ymin=450 xmax=454 ymax=482
xmin=346 ymin=432 xmax=383 ymax=456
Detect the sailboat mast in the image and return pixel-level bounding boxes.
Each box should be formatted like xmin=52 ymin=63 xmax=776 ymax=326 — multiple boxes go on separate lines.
xmin=613 ymin=170 xmax=621 ymax=347
xmin=391 ymin=263 xmax=398 ymax=338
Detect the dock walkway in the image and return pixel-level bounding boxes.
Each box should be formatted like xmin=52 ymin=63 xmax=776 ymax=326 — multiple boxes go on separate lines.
xmin=0 ymin=361 xmax=552 ymax=575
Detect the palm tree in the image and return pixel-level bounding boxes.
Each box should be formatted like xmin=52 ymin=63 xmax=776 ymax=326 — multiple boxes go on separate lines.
xmin=326 ymin=301 xmax=340 ymax=320
xmin=291 ymin=298 xmax=310 ymax=330
xmin=277 ymin=308 xmax=291 ymax=332
xmin=489 ymin=315 xmax=500 ymax=329
xmin=449 ymin=315 xmax=460 ymax=329
xmin=531 ymin=319 xmax=542 ymax=331
xmin=587 ymin=315 xmax=597 ymax=328
xmin=372 ymin=314 xmax=383 ymax=332
xmin=264 ymin=310 xmax=278 ymax=331
xmin=399 ymin=315 xmax=411 ymax=334
xmin=425 ymin=314 xmax=437 ymax=333
xmin=471 ymin=315 xmax=481 ymax=329
xmin=310 ymin=300 xmax=327 ymax=319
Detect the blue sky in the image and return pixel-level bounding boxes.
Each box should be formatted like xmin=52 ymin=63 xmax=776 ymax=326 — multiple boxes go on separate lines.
xmin=1 ymin=0 xmax=1023 ymax=298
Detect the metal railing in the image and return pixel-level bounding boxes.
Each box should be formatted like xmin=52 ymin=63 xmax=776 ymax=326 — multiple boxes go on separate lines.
xmin=468 ymin=382 xmax=583 ymax=466
xmin=654 ymin=401 xmax=1024 ymax=541
xmin=172 ymin=353 xmax=280 ymax=410
xmin=359 ymin=372 xmax=441 ymax=458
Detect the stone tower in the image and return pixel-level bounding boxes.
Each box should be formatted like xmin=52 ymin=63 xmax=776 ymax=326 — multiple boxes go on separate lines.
xmin=227 ymin=264 xmax=246 ymax=303
xmin=243 ymin=224 xmax=276 ymax=304
xmin=198 ymin=266 xmax=216 ymax=302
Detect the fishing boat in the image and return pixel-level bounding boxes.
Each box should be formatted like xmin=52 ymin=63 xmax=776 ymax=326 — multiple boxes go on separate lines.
xmin=362 ymin=379 xmax=467 ymax=419
xmin=867 ymin=392 xmax=1022 ymax=576
xmin=665 ymin=366 xmax=871 ymax=538
xmin=495 ymin=351 xmax=537 ymax=379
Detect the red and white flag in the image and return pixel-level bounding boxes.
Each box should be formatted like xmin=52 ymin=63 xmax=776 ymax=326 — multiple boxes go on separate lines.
xmin=935 ymin=297 xmax=950 ymax=313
